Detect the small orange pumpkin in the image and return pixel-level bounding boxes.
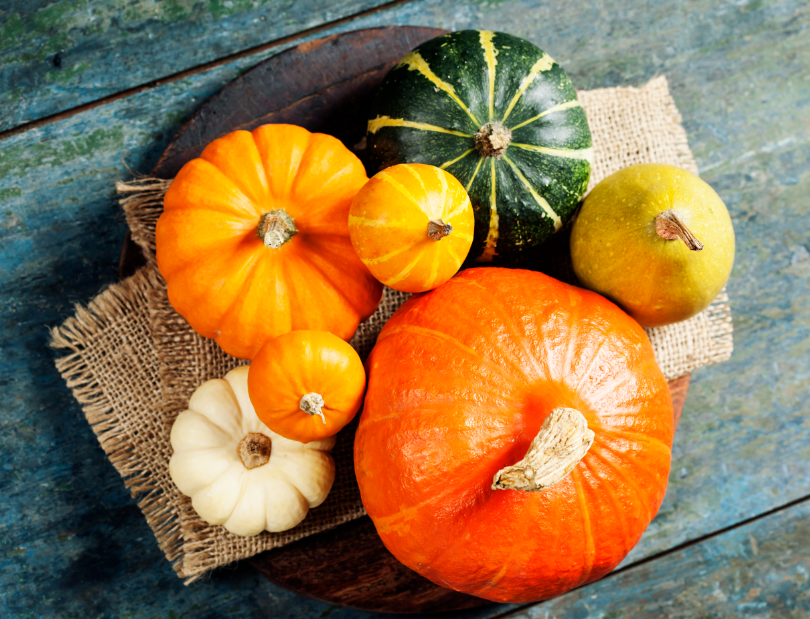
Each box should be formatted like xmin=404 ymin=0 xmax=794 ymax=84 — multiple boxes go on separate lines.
xmin=156 ymin=125 xmax=383 ymax=359
xmin=248 ymin=330 xmax=366 ymax=443
xmin=348 ymin=163 xmax=474 ymax=292
xmin=355 ymin=268 xmax=674 ymax=603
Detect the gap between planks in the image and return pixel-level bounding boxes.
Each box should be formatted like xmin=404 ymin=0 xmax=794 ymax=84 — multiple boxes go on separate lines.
xmin=0 ymin=0 xmax=418 ymax=143
xmin=490 ymin=492 xmax=810 ymax=619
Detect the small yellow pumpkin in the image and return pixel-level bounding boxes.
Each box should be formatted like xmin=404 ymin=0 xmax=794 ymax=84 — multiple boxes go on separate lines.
xmin=348 ymin=163 xmax=474 ymax=292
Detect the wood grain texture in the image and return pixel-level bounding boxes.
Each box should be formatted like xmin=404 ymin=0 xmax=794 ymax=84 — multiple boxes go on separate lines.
xmin=0 ymin=0 xmax=396 ymax=133
xmin=250 ymin=517 xmax=488 ymax=613
xmin=2 ymin=0 xmax=809 ymax=616
xmin=509 ymin=499 xmax=810 ymax=618
xmin=669 ymin=374 xmax=689 ymax=430
xmin=152 ymin=26 xmax=446 ymax=178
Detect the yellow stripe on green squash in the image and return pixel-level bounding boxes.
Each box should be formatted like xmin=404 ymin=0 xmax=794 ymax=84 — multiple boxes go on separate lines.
xmin=367 ymin=30 xmax=592 ymax=265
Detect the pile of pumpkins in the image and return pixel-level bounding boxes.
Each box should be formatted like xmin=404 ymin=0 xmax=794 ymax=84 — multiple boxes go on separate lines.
xmin=162 ymin=30 xmax=734 ymax=603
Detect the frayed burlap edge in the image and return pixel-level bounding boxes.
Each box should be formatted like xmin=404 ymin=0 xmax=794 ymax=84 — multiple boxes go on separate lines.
xmin=49 ymin=267 xmax=186 ymax=576
xmin=116 ymin=178 xmax=170 ymax=262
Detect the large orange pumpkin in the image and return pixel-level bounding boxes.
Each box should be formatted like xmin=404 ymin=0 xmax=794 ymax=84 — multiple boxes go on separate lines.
xmin=354 ymin=268 xmax=674 ymax=603
xmin=156 ymin=125 xmax=383 ymax=359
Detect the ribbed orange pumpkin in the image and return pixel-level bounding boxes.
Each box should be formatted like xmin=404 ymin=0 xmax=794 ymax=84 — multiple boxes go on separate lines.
xmin=248 ymin=330 xmax=366 ymax=443
xmin=156 ymin=124 xmax=383 ymax=359
xmin=355 ymin=268 xmax=674 ymax=603
xmin=349 ymin=163 xmax=474 ymax=292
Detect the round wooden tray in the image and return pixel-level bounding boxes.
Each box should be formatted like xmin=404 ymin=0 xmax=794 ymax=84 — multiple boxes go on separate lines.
xmin=120 ymin=26 xmax=691 ymax=614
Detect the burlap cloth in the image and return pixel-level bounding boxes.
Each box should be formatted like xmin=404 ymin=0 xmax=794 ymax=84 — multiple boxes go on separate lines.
xmin=51 ymin=75 xmax=733 ymax=583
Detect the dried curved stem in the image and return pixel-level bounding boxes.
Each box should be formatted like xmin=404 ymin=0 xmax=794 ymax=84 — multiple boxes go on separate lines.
xmin=492 ymin=408 xmax=594 ymax=492
xmin=655 ymin=209 xmax=703 ymax=251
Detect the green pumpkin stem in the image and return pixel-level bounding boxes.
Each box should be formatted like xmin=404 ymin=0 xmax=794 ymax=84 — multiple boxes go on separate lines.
xmin=491 ymin=408 xmax=594 ymax=492
xmin=474 ymin=121 xmax=512 ymax=158
xmin=258 ymin=209 xmax=298 ymax=248
xmin=428 ymin=218 xmax=453 ymax=241
xmin=655 ymin=210 xmax=703 ymax=251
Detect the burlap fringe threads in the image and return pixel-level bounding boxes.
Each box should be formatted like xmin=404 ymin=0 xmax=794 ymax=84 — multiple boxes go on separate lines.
xmin=115 ymin=178 xmax=171 ymax=261
xmin=50 ymin=268 xmax=186 ymax=575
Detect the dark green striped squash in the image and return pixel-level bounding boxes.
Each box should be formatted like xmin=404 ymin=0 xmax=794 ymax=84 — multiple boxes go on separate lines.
xmin=367 ymin=30 xmax=592 ymax=264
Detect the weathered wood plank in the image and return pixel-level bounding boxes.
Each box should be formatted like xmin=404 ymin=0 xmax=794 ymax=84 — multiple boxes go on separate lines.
xmin=251 ymin=515 xmax=489 ymax=613
xmin=507 ymin=500 xmax=810 ymax=618
xmin=0 ymin=0 xmax=395 ymax=133
xmin=152 ymin=25 xmax=446 ymax=177
xmin=1 ymin=0 xmax=808 ymax=616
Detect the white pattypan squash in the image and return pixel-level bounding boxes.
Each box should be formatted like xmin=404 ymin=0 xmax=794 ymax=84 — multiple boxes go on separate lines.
xmin=169 ymin=365 xmax=336 ymax=536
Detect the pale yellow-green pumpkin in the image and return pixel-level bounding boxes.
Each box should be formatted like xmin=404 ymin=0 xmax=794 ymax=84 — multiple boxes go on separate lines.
xmin=571 ymin=164 xmax=735 ymax=327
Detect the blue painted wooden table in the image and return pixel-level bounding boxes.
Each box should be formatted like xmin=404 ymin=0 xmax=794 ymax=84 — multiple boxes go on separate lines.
xmin=1 ymin=0 xmax=808 ymax=617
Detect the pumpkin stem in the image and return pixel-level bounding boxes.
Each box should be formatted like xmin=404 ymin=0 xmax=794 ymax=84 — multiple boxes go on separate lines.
xmin=474 ymin=121 xmax=512 ymax=159
xmin=428 ymin=218 xmax=453 ymax=241
xmin=492 ymin=408 xmax=594 ymax=492
xmin=258 ymin=209 xmax=298 ymax=248
xmin=237 ymin=432 xmax=272 ymax=469
xmin=655 ymin=210 xmax=703 ymax=251
xmin=300 ymin=392 xmax=326 ymax=425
